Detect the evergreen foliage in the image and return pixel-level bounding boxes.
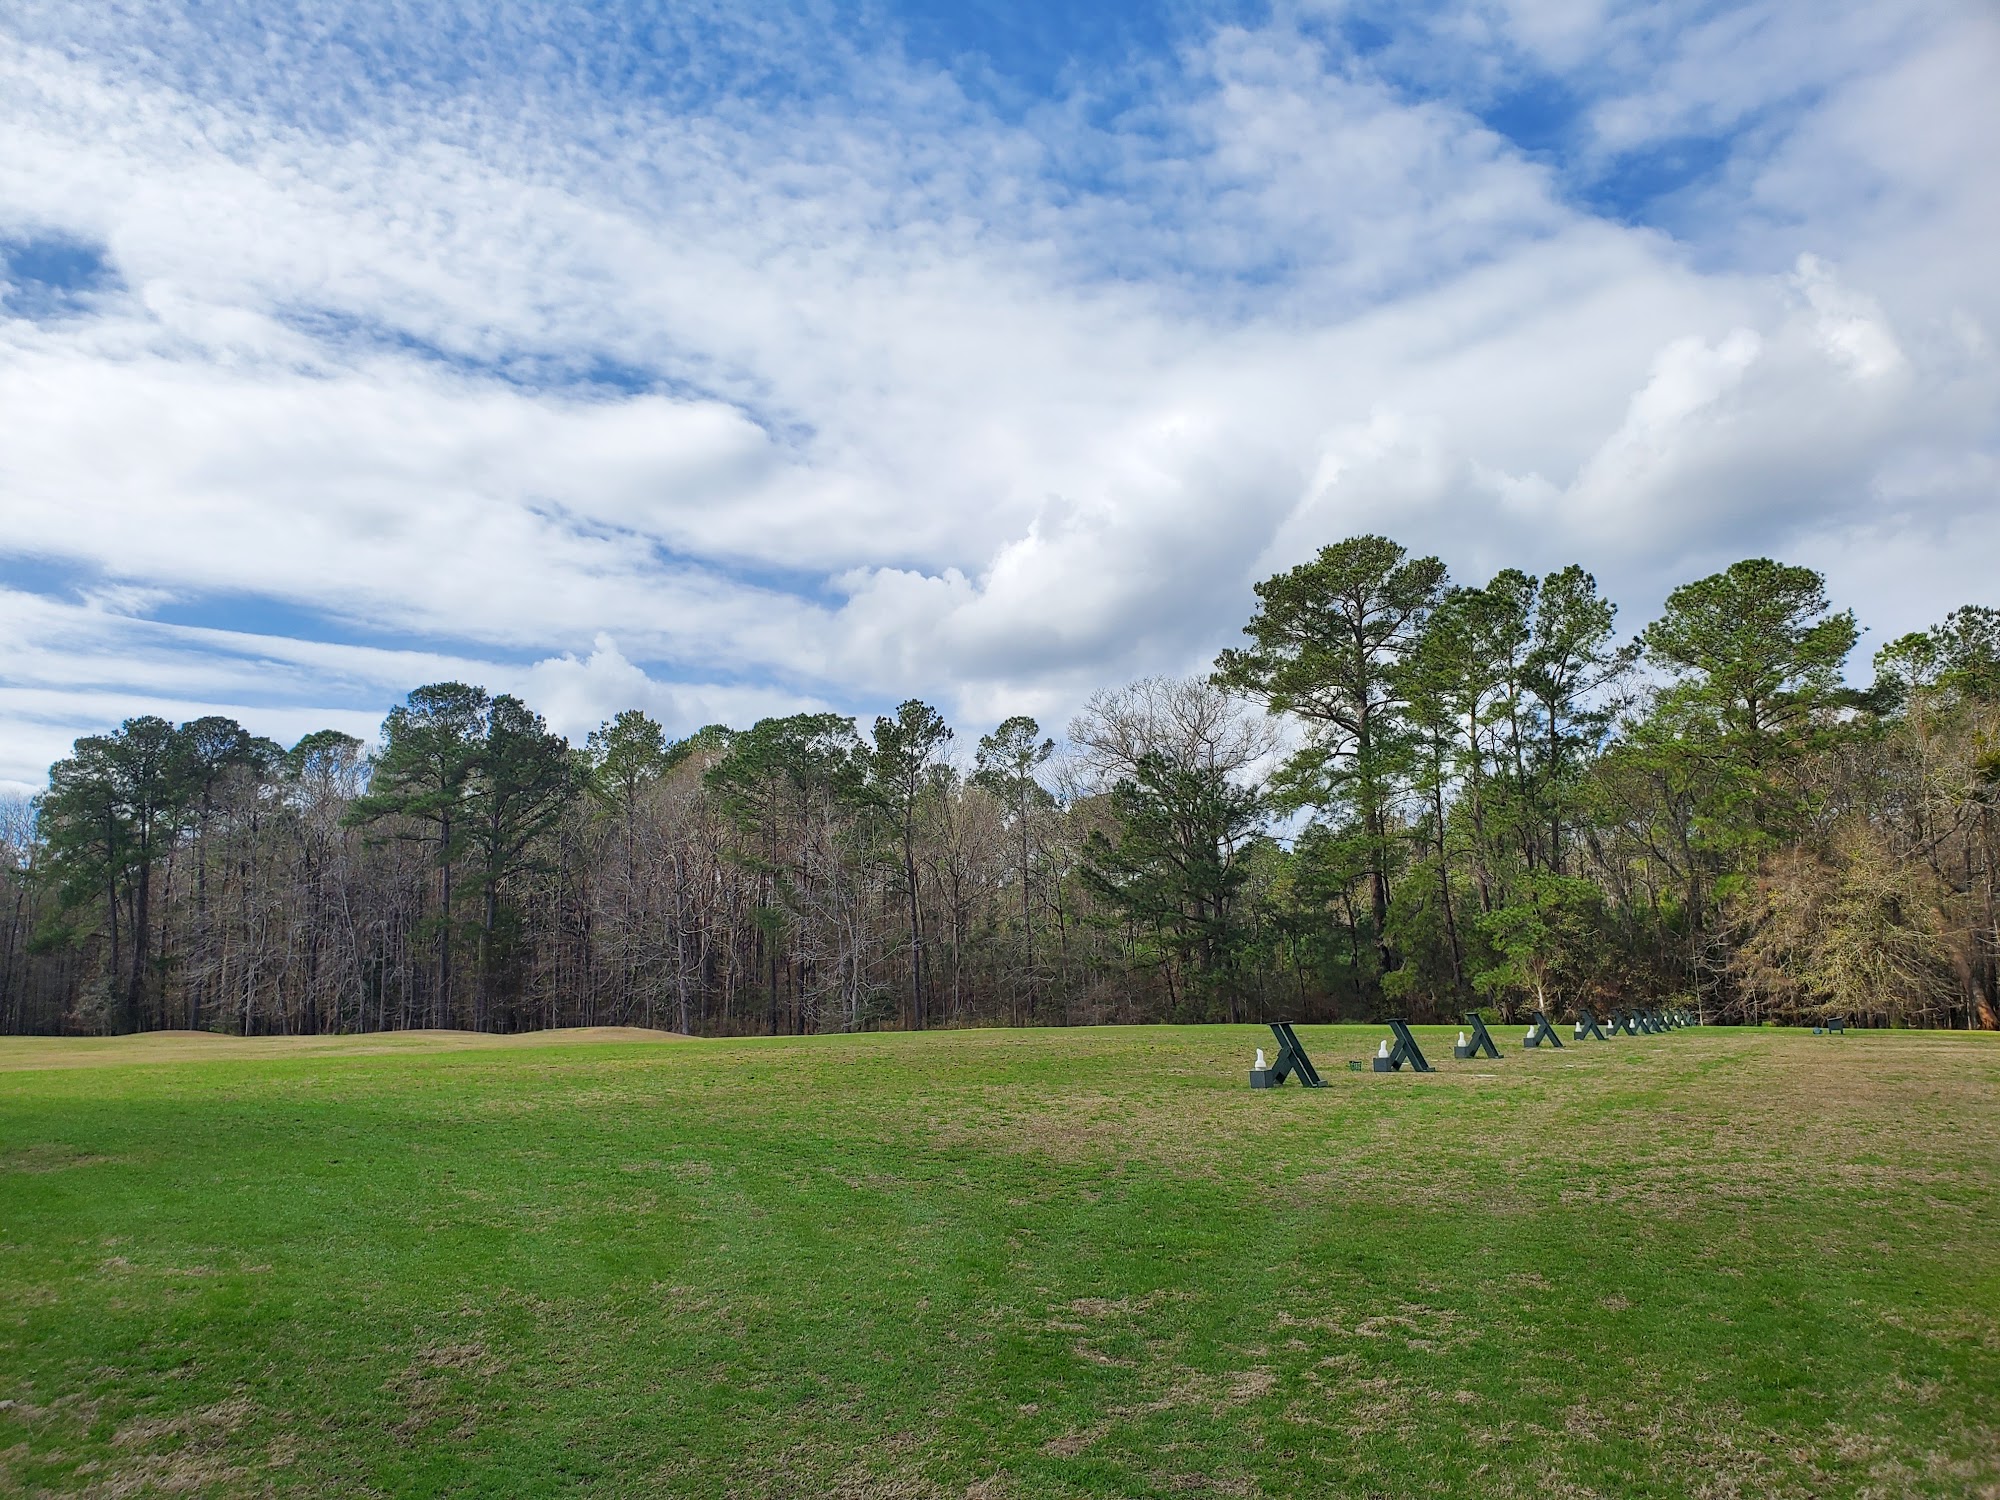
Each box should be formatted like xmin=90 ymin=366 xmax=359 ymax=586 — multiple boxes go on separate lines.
xmin=4 ymin=541 xmax=1995 ymax=1034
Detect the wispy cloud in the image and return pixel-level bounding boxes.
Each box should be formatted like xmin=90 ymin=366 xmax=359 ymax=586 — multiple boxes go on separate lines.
xmin=0 ymin=1 xmax=1995 ymax=785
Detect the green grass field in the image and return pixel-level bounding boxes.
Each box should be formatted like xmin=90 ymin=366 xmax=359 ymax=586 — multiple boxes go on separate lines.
xmin=3 ymin=1024 xmax=1997 ymax=1498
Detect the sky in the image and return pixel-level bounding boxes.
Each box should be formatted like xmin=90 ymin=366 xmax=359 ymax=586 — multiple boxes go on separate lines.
xmin=2 ymin=0 xmax=1996 ymax=787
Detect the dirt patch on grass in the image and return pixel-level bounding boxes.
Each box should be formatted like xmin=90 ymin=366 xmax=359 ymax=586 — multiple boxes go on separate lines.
xmin=47 ymin=1396 xmax=263 ymax=1499
xmin=1 ymin=1143 xmax=118 ymax=1173
xmin=1041 ymin=1424 xmax=1108 ymax=1457
xmin=385 ymin=1339 xmax=508 ymax=1439
xmin=110 ymin=1395 xmax=254 ymax=1450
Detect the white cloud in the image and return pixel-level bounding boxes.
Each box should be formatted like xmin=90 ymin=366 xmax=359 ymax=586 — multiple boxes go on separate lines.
xmin=0 ymin=3 xmax=1996 ymax=783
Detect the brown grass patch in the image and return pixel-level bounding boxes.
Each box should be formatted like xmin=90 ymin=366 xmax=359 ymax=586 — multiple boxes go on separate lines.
xmin=385 ymin=1339 xmax=507 ymax=1439
xmin=1041 ymin=1423 xmax=1109 ymax=1457
xmin=1 ymin=1143 xmax=117 ymax=1173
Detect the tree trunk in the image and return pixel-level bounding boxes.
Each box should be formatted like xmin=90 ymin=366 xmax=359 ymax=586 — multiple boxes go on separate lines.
xmin=478 ymin=876 xmax=498 ymax=1033
xmin=126 ymin=834 xmax=151 ymax=1034
xmin=904 ymin=828 xmax=926 ymax=1030
xmin=1434 ymin=778 xmax=1464 ymax=999
xmin=437 ymin=815 xmax=453 ymax=1029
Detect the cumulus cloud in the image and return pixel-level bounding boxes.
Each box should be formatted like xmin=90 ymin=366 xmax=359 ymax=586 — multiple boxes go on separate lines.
xmin=0 ymin=1 xmax=1996 ymax=786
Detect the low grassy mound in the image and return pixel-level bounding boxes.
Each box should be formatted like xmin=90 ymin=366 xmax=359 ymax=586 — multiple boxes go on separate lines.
xmin=2 ymin=1024 xmax=1996 ymax=1497
xmin=0 ymin=1025 xmax=689 ymax=1072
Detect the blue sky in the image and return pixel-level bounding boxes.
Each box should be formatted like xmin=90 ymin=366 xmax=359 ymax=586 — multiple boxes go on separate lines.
xmin=2 ymin=1 xmax=1997 ymax=784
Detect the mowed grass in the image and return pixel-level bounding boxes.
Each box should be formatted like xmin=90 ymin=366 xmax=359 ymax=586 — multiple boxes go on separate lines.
xmin=2 ymin=1025 xmax=1997 ymax=1498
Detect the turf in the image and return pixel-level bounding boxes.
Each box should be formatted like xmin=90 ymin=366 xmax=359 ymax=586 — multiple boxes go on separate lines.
xmin=2 ymin=1024 xmax=1996 ymax=1498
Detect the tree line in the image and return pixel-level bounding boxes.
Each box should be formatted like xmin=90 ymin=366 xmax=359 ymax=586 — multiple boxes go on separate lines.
xmin=3 ymin=538 xmax=1995 ymax=1036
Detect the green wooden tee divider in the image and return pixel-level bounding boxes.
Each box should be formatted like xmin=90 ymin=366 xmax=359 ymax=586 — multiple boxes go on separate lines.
xmin=1456 ymin=1012 xmax=1501 ymax=1059
xmin=1264 ymin=1022 xmax=1326 ymax=1087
